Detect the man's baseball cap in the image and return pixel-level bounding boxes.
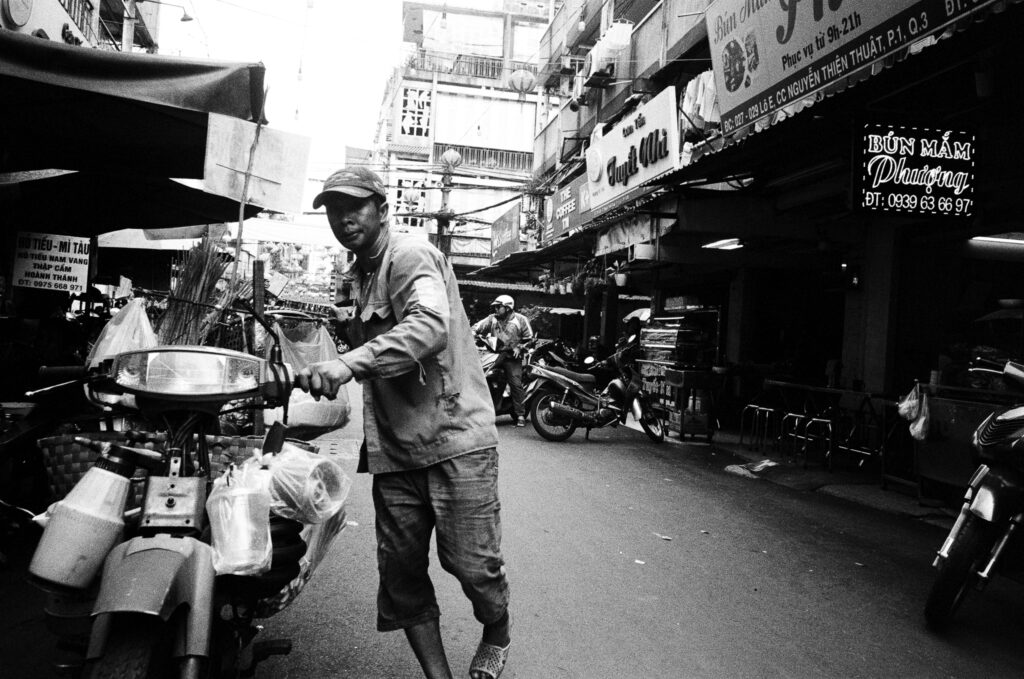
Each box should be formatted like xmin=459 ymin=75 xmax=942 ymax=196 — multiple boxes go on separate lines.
xmin=312 ymin=167 xmax=387 ymax=208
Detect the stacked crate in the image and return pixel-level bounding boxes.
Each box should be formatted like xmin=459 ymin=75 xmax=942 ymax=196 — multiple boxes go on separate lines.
xmin=639 ymin=309 xmax=721 ymax=438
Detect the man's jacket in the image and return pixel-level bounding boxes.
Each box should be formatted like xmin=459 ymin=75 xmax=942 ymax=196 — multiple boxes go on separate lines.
xmin=472 ymin=312 xmax=534 ymax=356
xmin=339 ymin=232 xmax=498 ymax=474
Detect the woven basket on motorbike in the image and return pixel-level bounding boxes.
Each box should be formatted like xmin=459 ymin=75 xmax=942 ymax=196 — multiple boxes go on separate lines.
xmin=37 ymin=432 xmax=164 ymax=506
xmin=206 ymin=436 xmax=319 ymax=476
xmin=38 ymin=433 xmax=319 ymax=504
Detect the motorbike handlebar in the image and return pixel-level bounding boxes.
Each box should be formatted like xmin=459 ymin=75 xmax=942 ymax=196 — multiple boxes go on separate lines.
xmin=37 ymin=365 xmax=89 ymax=385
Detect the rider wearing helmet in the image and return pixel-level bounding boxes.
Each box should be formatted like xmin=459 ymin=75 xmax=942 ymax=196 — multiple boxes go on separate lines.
xmin=472 ymin=295 xmax=534 ymax=426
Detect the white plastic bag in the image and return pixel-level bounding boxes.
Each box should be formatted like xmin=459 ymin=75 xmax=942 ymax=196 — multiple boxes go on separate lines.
xmin=206 ymin=458 xmax=272 ymax=575
xmin=897 ymin=383 xmax=921 ymax=421
xmin=86 ymin=298 xmax=157 ymax=368
xmin=264 ymin=323 xmax=350 ymax=431
xmin=909 ymin=392 xmax=931 ymax=441
xmin=266 ymin=442 xmax=351 ymax=524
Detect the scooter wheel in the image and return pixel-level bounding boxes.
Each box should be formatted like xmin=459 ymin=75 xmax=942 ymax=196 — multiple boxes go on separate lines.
xmin=925 ymin=514 xmax=998 ymax=631
xmin=530 ymin=391 xmax=577 ymax=442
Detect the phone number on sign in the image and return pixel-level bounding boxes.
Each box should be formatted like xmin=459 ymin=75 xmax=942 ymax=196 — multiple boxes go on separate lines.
xmin=863 ymin=191 xmax=973 ymax=215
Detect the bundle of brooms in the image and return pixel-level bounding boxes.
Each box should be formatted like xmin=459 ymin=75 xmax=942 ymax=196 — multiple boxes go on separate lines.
xmin=156 ymin=237 xmax=253 ymax=346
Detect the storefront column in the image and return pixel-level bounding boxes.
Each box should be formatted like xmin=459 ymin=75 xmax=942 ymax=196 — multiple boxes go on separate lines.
xmin=601 ymin=281 xmax=620 ymax=348
xmin=844 ymin=224 xmax=898 ymax=394
xmin=726 ymin=267 xmax=752 ymax=364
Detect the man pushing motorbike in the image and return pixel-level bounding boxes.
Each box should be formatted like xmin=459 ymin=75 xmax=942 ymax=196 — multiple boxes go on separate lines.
xmin=295 ymin=167 xmax=511 ymax=679
xmin=472 ymin=295 xmax=534 ymax=427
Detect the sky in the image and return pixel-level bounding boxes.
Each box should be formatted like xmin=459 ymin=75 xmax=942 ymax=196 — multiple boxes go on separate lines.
xmin=157 ymin=0 xmax=407 ymax=182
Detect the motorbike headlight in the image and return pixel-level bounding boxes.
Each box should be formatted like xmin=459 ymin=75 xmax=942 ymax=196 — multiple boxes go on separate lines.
xmin=113 ymin=347 xmax=263 ymax=399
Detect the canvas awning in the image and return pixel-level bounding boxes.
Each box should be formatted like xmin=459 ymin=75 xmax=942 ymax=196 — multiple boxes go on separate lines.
xmin=0 ymin=30 xmax=269 ymax=237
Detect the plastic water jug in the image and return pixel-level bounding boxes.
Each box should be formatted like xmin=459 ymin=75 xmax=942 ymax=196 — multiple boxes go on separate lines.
xmin=30 ymin=459 xmax=131 ymax=589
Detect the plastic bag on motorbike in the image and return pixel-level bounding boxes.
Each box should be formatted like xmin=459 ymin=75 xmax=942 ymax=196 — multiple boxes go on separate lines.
xmin=897 ymin=383 xmax=921 ymax=421
xmin=206 ymin=458 xmax=273 ymax=576
xmin=266 ymin=441 xmax=351 ymax=524
xmin=85 ymin=298 xmax=157 ymax=368
xmin=264 ymin=322 xmax=350 ymax=433
xmin=909 ymin=391 xmax=931 ymax=441
xmin=255 ymin=503 xmax=348 ymax=618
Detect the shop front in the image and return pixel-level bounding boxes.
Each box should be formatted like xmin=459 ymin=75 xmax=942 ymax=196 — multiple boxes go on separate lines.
xmin=656 ymin=0 xmax=1024 ymax=487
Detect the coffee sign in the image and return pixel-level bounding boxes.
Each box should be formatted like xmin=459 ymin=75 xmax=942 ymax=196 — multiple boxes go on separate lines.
xmin=857 ymin=123 xmax=975 ymax=217
xmin=541 ymin=173 xmax=590 ymax=244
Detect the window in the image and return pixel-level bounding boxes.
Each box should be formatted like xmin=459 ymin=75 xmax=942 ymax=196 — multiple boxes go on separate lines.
xmin=400 ymin=88 xmax=432 ymax=138
xmin=395 ymin=178 xmax=429 ymax=231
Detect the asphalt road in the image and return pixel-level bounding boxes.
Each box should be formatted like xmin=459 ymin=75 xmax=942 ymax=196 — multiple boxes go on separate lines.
xmin=258 ymin=411 xmax=1024 ymax=679
xmin=4 ymin=396 xmax=1023 ymax=678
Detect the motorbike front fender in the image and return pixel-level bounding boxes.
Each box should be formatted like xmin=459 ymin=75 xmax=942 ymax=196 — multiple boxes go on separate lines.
xmin=88 ymin=534 xmax=216 ymax=660
xmin=631 ymin=396 xmax=644 ymax=422
xmin=969 ymin=466 xmax=1024 ymax=524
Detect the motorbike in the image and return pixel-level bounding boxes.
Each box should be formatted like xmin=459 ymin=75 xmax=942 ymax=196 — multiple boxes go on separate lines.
xmin=924 ymin=356 xmax=1024 ymax=630
xmin=23 ymin=311 xmax=349 ymax=678
xmin=524 ymin=334 xmax=665 ymax=443
xmin=477 ymin=334 xmax=549 ymax=421
xmin=530 ymin=338 xmax=578 ymax=371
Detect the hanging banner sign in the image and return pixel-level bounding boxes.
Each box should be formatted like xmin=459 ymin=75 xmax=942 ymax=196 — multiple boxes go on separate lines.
xmin=707 ymin=0 xmax=1003 ymax=135
xmin=855 ymin=123 xmax=975 ymax=217
xmin=11 ymin=232 xmax=91 ymax=293
xmin=542 ymin=173 xmax=591 ymax=244
xmin=585 ymin=86 xmax=679 ymax=212
xmin=490 ymin=203 xmax=522 ymax=264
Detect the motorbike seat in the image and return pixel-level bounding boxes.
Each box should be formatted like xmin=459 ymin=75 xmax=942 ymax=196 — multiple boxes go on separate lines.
xmin=546 ymin=365 xmax=597 ymax=387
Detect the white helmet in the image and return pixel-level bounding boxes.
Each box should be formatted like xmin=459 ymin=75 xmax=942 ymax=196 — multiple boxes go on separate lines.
xmin=491 ymin=294 xmax=514 ymax=311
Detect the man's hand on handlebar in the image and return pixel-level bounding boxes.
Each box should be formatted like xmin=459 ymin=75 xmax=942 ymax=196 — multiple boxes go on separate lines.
xmin=295 ymin=360 xmax=354 ymax=401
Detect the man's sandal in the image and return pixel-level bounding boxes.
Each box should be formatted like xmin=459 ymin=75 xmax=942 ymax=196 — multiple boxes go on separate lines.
xmin=468 ymin=639 xmax=511 ymax=679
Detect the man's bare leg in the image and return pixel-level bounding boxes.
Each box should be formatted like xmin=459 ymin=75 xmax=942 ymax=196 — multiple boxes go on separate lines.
xmin=405 ymin=619 xmax=453 ymax=679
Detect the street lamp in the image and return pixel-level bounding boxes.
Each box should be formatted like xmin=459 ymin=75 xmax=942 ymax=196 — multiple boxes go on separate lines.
xmin=122 ymin=0 xmax=192 ymax=52
xmin=437 ymin=149 xmax=462 ymax=256
xmin=141 ymin=0 xmax=194 ymax=22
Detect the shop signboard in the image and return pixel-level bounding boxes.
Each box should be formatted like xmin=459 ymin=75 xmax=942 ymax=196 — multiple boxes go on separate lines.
xmin=585 ymin=86 xmax=679 ymax=214
xmin=542 ymin=173 xmax=590 ymax=244
xmin=855 ymin=122 xmax=975 ymax=218
xmin=490 ymin=203 xmax=521 ymax=264
xmin=706 ymin=0 xmax=1003 ymax=135
xmin=12 ymin=231 xmax=90 ymax=294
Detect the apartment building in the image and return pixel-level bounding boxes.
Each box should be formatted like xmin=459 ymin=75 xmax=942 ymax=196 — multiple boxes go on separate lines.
xmin=373 ymin=0 xmax=555 ymax=273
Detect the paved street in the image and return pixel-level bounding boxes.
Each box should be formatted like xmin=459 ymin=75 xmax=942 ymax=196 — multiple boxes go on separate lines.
xmin=4 ymin=389 xmax=1024 ymax=678
xmin=257 ymin=389 xmax=1024 ymax=679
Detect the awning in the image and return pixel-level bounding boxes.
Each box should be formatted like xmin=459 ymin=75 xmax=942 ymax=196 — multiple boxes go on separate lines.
xmin=667 ymin=0 xmax=1024 ymax=186
xmin=470 ymin=227 xmax=598 ymax=278
xmin=0 ymin=30 xmax=269 ymax=237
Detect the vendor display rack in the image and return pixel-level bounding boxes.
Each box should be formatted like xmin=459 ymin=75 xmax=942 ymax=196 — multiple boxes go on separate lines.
xmin=638 ymin=308 xmax=721 ymax=440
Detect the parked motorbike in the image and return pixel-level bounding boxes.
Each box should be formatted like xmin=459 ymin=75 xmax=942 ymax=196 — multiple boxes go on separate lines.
xmin=525 ymin=335 xmax=665 ymax=443
xmin=530 ymin=338 xmax=578 ymax=371
xmin=24 ymin=316 xmax=348 ymax=677
xmin=925 ymin=356 xmax=1024 ymax=630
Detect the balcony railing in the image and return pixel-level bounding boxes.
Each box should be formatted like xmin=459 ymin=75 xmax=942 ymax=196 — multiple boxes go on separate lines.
xmin=409 ymin=49 xmax=504 ymax=80
xmin=434 ymin=143 xmax=534 ymax=174
xmin=60 ymin=0 xmax=93 ymax=37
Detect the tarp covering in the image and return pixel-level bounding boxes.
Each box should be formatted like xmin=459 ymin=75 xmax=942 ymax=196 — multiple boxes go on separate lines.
xmin=0 ymin=30 xmax=268 ymax=237
xmin=0 ymin=29 xmax=266 ymax=177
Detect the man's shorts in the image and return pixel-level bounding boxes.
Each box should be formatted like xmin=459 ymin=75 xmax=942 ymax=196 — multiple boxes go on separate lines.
xmin=372 ymin=447 xmax=509 ymax=631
